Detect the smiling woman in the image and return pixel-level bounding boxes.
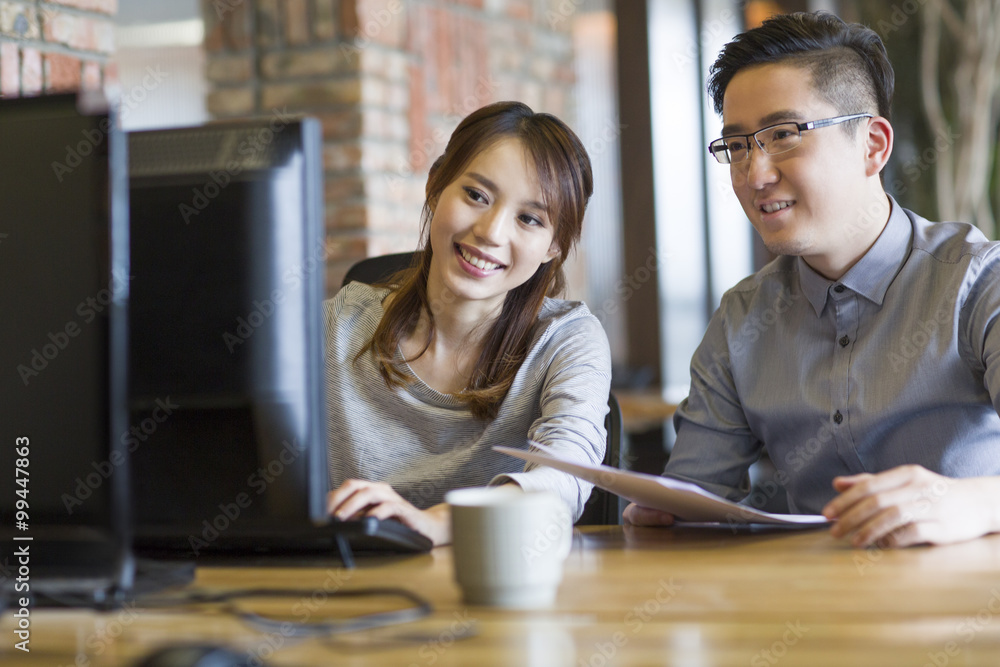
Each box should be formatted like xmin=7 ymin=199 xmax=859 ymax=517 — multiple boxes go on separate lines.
xmin=323 ymin=102 xmax=612 ymax=546
xmin=424 ymin=138 xmax=562 ymax=334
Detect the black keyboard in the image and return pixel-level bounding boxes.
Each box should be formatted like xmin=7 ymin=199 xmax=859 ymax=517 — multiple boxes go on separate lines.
xmin=134 ymin=517 xmax=432 ymax=567
xmin=321 ymin=516 xmax=434 ymax=552
xmin=289 ymin=517 xmax=433 ymax=567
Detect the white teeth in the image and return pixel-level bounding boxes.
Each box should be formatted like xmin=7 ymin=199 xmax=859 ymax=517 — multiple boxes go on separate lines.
xmin=761 ymin=201 xmax=792 ymax=214
xmin=460 ymin=247 xmax=501 ymax=271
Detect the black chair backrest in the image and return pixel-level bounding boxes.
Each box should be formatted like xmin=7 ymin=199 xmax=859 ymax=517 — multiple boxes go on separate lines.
xmin=576 ymin=394 xmax=623 ymax=526
xmin=342 ymin=251 xmax=420 ymax=288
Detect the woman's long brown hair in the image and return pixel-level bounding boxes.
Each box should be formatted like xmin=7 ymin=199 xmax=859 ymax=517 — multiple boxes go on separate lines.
xmin=360 ymin=101 xmax=593 ymax=420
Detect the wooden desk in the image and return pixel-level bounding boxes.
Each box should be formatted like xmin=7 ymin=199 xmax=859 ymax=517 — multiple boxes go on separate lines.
xmin=6 ymin=526 xmax=1000 ymax=666
xmin=613 ymin=389 xmax=678 ymax=434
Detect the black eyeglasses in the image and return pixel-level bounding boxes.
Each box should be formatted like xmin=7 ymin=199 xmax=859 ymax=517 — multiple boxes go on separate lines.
xmin=708 ymin=113 xmax=874 ymax=164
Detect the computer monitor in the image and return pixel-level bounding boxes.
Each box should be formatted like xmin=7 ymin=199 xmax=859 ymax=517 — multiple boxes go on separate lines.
xmin=0 ymin=92 xmax=134 ymax=606
xmin=127 ymin=116 xmax=329 ymax=553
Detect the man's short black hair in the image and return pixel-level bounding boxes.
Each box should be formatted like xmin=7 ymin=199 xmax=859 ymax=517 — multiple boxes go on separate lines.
xmin=708 ymin=11 xmax=894 ymax=122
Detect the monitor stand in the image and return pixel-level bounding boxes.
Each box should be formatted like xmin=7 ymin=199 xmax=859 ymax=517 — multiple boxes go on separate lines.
xmin=2 ymin=529 xmax=195 ymax=610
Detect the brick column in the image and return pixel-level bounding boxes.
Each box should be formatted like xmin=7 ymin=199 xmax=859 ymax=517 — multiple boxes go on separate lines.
xmin=0 ymin=0 xmax=116 ymax=98
xmin=202 ymin=0 xmax=576 ymax=294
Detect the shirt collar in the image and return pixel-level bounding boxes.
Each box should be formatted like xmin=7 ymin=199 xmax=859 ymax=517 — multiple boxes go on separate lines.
xmin=798 ymin=195 xmax=912 ymax=316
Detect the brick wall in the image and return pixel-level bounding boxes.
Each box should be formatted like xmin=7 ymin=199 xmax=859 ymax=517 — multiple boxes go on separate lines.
xmin=202 ymin=0 xmax=576 ymax=294
xmin=0 ymin=0 xmax=116 ymax=98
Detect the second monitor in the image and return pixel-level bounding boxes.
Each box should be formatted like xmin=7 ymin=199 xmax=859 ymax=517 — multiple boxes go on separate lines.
xmin=127 ymin=117 xmax=330 ymax=553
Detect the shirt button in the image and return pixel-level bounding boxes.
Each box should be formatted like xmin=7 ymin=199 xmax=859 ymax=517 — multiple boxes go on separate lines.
xmin=833 ymin=411 xmax=843 ymax=424
xmin=839 ymin=335 xmax=850 ymax=347
xmin=834 ymin=285 xmax=846 ymax=293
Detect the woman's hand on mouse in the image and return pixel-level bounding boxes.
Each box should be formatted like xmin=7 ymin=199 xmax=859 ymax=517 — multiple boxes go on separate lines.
xmin=327 ymin=479 xmax=451 ymax=546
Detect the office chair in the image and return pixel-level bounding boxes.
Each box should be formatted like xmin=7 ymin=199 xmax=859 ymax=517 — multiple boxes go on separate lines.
xmin=575 ymin=392 xmax=623 ymax=526
xmin=342 ymin=252 xmax=624 ymax=525
xmin=342 ymin=251 xmax=422 ymax=287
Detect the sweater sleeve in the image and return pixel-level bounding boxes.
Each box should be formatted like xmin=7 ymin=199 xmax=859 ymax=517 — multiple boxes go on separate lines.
xmin=490 ymin=309 xmax=612 ymax=520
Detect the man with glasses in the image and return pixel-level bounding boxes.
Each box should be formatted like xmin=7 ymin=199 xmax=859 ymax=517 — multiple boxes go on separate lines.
xmin=625 ymin=11 xmax=1000 ymax=548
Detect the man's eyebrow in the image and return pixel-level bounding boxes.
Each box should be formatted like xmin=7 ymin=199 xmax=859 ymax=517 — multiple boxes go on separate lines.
xmin=467 ymin=172 xmax=547 ymax=211
xmin=721 ymin=110 xmax=806 ymax=137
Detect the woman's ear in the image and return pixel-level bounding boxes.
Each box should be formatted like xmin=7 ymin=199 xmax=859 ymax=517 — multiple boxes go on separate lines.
xmin=544 ymin=240 xmax=561 ymax=264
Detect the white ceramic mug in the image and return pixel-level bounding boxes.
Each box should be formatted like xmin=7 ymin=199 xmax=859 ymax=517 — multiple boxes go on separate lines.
xmin=446 ymin=486 xmax=573 ymax=608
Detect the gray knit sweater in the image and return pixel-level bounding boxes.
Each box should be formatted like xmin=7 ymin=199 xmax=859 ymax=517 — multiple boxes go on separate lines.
xmin=324 ymin=282 xmax=611 ymax=520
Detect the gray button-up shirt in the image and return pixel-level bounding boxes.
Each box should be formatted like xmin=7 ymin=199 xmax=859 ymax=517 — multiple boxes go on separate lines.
xmin=666 ymin=197 xmax=1000 ymax=513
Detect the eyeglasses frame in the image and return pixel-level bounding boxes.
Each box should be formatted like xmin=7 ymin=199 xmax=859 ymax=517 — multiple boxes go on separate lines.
xmin=707 ymin=113 xmax=875 ymax=164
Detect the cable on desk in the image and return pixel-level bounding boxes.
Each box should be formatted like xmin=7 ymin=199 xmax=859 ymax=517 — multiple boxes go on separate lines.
xmin=140 ymin=586 xmax=433 ymax=638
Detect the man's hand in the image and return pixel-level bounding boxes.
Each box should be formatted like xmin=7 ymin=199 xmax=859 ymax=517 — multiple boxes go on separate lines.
xmin=822 ymin=465 xmax=1000 ymax=548
xmin=622 ymin=502 xmax=676 ymax=526
xmin=328 ymin=479 xmax=451 ymax=546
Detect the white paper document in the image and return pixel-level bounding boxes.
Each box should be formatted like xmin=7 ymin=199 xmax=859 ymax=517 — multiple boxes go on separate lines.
xmin=494 ymin=444 xmax=830 ymax=526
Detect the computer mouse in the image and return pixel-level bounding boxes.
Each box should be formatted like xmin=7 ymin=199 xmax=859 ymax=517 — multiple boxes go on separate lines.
xmin=134 ymin=644 xmax=255 ymax=667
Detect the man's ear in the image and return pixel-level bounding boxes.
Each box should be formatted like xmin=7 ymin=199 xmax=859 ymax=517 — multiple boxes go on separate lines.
xmin=863 ymin=116 xmax=893 ymax=177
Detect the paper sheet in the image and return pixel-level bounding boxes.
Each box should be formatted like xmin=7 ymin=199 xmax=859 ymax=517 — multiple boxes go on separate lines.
xmin=494 ymin=443 xmax=830 ymax=526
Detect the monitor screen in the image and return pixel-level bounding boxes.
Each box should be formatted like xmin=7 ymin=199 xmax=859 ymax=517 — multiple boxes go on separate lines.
xmin=127 ymin=117 xmax=327 ymax=554
xmin=0 ymin=93 xmax=132 ymax=592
